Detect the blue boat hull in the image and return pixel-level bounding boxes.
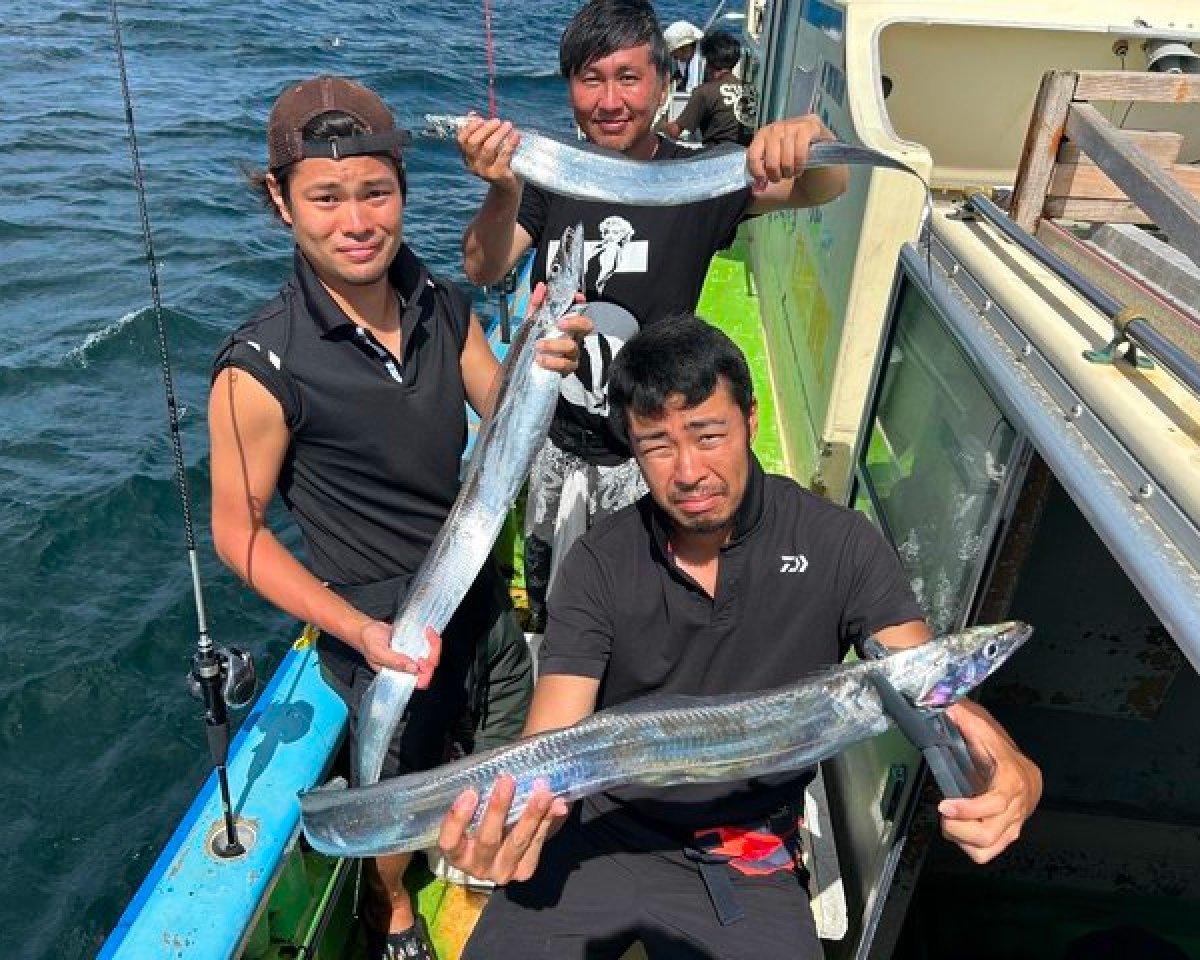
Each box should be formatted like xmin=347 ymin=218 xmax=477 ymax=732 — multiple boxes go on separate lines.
xmin=99 ymin=632 xmax=348 ymax=959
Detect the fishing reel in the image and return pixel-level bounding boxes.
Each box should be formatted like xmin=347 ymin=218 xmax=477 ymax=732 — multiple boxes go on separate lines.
xmin=187 ymin=646 xmax=257 ymax=711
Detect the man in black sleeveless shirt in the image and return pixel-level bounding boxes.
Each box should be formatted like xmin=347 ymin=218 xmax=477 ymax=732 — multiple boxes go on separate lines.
xmin=455 ymin=0 xmax=850 ymax=628
xmin=435 ymin=316 xmax=1043 ymax=960
xmin=207 ymin=75 xmax=588 ymax=960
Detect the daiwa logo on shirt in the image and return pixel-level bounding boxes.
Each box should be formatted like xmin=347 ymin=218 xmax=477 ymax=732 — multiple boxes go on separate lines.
xmin=780 ymin=554 xmax=808 ymax=573
xmin=548 ymin=216 xmax=649 ymax=293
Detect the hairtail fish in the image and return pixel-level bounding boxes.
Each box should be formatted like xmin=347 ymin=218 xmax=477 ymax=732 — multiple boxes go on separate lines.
xmin=305 ymin=621 xmax=1030 ymax=856
xmin=422 ymin=114 xmax=925 ymax=206
xmin=354 ymin=222 xmax=586 ymax=785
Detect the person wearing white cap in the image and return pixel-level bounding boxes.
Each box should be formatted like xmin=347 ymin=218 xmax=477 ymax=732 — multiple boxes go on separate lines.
xmin=664 ymin=19 xmax=704 ymax=92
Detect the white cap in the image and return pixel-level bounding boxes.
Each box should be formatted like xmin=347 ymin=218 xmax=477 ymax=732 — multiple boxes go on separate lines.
xmin=663 ymin=20 xmax=703 ymax=52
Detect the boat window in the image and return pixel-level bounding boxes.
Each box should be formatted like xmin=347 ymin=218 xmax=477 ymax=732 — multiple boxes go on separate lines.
xmin=856 ymin=277 xmax=1018 ymax=633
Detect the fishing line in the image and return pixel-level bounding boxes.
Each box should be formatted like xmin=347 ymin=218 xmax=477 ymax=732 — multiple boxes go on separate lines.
xmin=108 ymin=0 xmax=252 ymax=857
xmin=482 ymin=0 xmax=498 ymax=118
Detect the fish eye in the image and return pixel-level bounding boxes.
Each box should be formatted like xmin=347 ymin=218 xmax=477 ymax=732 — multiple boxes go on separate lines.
xmin=984 ymin=641 xmax=998 ymax=658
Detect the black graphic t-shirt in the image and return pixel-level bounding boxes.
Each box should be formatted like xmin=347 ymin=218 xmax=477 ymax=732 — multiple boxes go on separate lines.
xmin=675 ymin=78 xmax=759 ymax=145
xmin=518 ymin=138 xmax=753 ymax=463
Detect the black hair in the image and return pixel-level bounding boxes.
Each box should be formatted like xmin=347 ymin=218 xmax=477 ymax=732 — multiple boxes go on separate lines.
xmin=559 ymin=0 xmax=670 ymax=79
xmin=247 ymin=111 xmax=407 ymax=219
xmin=607 ymin=313 xmax=754 ymax=443
xmin=701 ymin=30 xmax=742 ymax=72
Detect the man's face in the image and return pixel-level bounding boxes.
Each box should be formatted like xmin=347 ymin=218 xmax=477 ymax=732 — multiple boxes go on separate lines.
xmin=671 ymin=42 xmax=696 ymax=64
xmin=568 ymin=43 xmax=667 ymax=159
xmin=269 ymin=154 xmax=403 ymax=293
xmin=627 ymin=379 xmax=757 ymax=538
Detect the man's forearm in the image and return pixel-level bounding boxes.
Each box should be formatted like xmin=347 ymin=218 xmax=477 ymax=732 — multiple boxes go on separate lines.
xmin=214 ymin=521 xmax=370 ymax=651
xmin=792 ymin=163 xmax=849 ymax=208
xmin=463 ymin=181 xmax=524 ymax=286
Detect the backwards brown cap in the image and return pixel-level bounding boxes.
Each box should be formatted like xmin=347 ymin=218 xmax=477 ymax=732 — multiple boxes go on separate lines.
xmin=266 ymin=75 xmax=411 ymax=170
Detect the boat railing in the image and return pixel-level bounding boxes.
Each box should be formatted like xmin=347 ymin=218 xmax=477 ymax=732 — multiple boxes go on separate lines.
xmin=1000 ymin=69 xmax=1200 ymax=400
xmin=963 ymin=191 xmax=1200 ymax=400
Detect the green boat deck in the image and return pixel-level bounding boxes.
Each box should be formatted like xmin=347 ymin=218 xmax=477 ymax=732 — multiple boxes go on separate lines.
xmin=697 ymin=239 xmax=787 ymax=476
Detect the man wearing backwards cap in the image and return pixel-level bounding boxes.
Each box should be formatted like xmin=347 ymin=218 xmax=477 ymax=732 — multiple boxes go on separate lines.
xmin=208 ymin=75 xmax=589 ymax=960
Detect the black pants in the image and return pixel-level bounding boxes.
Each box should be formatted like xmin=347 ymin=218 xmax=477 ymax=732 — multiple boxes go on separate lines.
xmin=320 ymin=566 xmax=532 ymax=780
xmin=462 ymin=808 xmax=821 ymax=960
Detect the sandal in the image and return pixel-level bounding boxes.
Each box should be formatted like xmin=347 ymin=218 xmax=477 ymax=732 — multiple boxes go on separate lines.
xmin=372 ymin=915 xmax=438 ymax=960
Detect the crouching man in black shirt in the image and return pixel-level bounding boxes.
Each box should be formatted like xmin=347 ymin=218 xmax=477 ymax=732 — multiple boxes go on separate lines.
xmin=436 ymin=314 xmax=1042 ymax=960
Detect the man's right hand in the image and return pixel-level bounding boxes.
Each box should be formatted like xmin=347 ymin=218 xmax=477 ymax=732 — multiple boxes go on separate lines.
xmin=436 ymin=774 xmax=569 ymax=884
xmin=357 ymin=621 xmax=441 ymax=689
xmin=457 ymin=114 xmax=522 ymax=190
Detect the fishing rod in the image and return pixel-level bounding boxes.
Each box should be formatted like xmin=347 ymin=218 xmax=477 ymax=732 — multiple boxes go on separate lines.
xmin=108 ymin=0 xmax=256 ymax=858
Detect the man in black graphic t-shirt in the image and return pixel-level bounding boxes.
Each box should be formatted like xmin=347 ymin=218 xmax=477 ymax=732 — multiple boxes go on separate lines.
xmin=456 ymin=0 xmax=849 ymax=624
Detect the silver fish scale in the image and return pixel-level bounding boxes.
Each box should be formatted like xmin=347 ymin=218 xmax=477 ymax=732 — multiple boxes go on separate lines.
xmin=302 ymin=623 xmax=1031 ymax=857
xmin=353 ymin=223 xmax=586 ymax=786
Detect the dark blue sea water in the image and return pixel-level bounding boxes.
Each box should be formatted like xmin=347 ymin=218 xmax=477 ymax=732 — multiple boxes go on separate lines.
xmin=0 ymin=1 xmax=704 ymax=956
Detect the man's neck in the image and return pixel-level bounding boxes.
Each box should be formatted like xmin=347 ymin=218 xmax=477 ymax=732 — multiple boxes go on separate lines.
xmin=625 ymin=131 xmax=661 ymax=162
xmin=666 ymin=523 xmax=732 ymax=597
xmin=324 ymin=277 xmax=400 ymax=337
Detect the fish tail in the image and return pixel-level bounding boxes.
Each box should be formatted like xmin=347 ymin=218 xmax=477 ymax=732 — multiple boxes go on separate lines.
xmin=421 ymin=114 xmax=469 ymax=140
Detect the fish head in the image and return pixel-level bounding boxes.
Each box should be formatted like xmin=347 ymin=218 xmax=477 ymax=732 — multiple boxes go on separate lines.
xmin=543 ymin=221 xmax=585 ymax=317
xmin=909 ymin=621 xmax=1031 ymax=708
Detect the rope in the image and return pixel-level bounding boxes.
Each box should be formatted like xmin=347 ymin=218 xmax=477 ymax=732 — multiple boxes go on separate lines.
xmin=482 ymin=0 xmax=498 ymax=118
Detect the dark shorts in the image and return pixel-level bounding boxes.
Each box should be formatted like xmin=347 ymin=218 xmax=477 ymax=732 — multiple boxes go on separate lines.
xmin=320 ymin=566 xmax=533 ymax=781
xmin=462 ymin=808 xmax=821 ymax=960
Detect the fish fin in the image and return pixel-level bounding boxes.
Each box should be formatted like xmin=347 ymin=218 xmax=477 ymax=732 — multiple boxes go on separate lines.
xmin=603 ymin=692 xmax=720 ymax=715
xmin=354 ymin=673 xmax=392 ymax=786
xmin=699 ymin=141 xmax=745 ymax=160
xmin=296 ymin=775 xmax=348 ymax=808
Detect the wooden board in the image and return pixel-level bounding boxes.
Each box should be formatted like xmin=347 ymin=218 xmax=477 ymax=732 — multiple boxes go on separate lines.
xmin=1064 ymin=103 xmax=1200 ymax=265
xmin=1057 ymin=130 xmax=1183 ymax=168
xmin=1043 ymin=198 xmax=1155 ymax=224
xmin=1048 ymin=162 xmax=1200 ymax=201
xmin=1072 ymin=71 xmax=1200 ymax=103
xmin=1010 ymin=70 xmax=1079 ymax=231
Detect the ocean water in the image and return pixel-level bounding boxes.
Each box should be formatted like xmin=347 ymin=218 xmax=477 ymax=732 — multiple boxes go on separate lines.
xmin=0 ymin=1 xmax=703 ymax=956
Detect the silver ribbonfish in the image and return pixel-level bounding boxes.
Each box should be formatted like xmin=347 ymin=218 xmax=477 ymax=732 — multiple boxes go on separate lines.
xmin=354 ymin=222 xmax=586 ymax=786
xmin=422 ymin=114 xmax=923 ymax=206
xmin=302 ymin=621 xmax=1031 ymax=857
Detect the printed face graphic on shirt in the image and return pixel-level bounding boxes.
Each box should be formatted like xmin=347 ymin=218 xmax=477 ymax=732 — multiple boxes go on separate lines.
xmin=554 ymin=302 xmax=639 ymax=418
xmin=549 ymin=217 xmax=648 ymax=295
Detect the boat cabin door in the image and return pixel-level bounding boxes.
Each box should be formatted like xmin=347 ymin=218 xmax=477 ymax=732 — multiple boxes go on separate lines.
xmin=825 ymin=251 xmax=1032 ymax=959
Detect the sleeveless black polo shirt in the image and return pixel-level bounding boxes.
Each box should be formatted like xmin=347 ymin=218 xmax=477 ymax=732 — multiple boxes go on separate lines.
xmin=212 ymin=245 xmax=473 ymax=618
